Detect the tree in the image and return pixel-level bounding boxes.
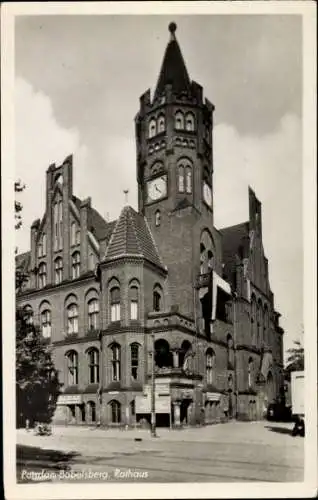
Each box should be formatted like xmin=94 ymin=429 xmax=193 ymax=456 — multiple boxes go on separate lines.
xmin=16 ymin=307 xmax=61 ymax=427
xmin=15 ymin=180 xmax=61 ymax=426
xmin=285 ymin=340 xmax=304 ymax=381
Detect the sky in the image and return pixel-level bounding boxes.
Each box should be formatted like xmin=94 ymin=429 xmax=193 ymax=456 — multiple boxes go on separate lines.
xmin=14 ymin=14 xmax=303 ymax=359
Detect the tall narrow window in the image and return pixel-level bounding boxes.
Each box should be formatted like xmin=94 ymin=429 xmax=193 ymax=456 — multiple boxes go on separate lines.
xmin=206 ymin=349 xmax=214 ymax=385
xmin=58 ymin=200 xmax=63 ymax=250
xmin=71 ymin=222 xmax=76 ymax=246
xmin=131 ymin=343 xmax=139 ymax=380
xmin=88 ymin=298 xmax=99 ymax=330
xmin=41 ymin=309 xmax=51 ymax=338
xmin=76 ymin=230 xmax=81 ymax=245
xmin=153 ymin=287 xmax=162 ymax=312
xmin=72 ymin=252 xmax=80 ymax=279
xmin=185 ymin=112 xmax=195 ymax=131
xmin=38 ymin=262 xmax=47 ymax=288
xmin=185 ymin=167 xmax=192 ymax=194
xmin=148 ymin=119 xmax=156 ymax=138
xmin=66 ymin=351 xmax=78 ymax=385
xmin=23 ymin=305 xmax=33 ymax=325
xmin=175 ymin=111 xmax=184 ymax=130
xmin=110 ymin=400 xmax=121 ymax=423
xmin=157 ymin=115 xmax=165 ymax=133
xmin=129 ymin=286 xmax=138 ymax=321
xmin=67 ymin=304 xmax=78 ymax=334
xmin=53 ymin=203 xmax=58 ymax=251
xmin=55 ymin=257 xmax=63 ymax=285
xmin=110 ymin=287 xmax=120 ymax=322
xmin=88 ymin=349 xmax=99 ymax=384
xmin=38 ymin=233 xmax=46 ymax=258
xmin=111 ymin=344 xmax=121 ymax=381
xmin=155 ymin=210 xmax=161 ymax=227
xmin=178 ymin=165 xmax=185 ymax=193
xmin=248 ymin=358 xmax=253 ymax=388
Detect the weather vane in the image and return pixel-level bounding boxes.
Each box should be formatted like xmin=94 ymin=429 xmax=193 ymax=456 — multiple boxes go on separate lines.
xmin=123 ymin=189 xmax=129 ymax=205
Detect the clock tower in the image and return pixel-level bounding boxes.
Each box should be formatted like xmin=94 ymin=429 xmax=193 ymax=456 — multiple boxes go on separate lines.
xmin=135 ymin=23 xmax=223 ymax=317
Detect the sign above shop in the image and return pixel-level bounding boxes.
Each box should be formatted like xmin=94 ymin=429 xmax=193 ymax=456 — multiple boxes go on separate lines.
xmin=57 ymin=394 xmax=83 ymax=405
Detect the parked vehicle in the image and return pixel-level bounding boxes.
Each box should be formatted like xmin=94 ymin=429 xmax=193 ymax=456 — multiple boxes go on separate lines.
xmin=291 ymin=371 xmax=305 ymax=437
xmin=266 ymin=401 xmax=292 ymax=422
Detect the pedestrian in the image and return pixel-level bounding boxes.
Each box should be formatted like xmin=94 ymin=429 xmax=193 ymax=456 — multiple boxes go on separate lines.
xmin=25 ymin=418 xmax=30 ymax=432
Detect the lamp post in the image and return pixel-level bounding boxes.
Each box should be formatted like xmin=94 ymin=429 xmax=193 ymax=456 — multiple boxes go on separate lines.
xmin=150 ymin=333 xmax=157 ymax=437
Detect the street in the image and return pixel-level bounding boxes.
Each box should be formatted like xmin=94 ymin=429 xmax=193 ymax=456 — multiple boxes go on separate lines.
xmin=16 ymin=421 xmax=304 ymax=483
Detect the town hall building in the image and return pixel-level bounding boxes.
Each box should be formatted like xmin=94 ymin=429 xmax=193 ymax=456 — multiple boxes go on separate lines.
xmin=16 ymin=23 xmax=284 ymax=427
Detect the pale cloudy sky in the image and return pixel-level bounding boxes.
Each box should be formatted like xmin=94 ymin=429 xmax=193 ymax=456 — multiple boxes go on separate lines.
xmin=15 ymin=15 xmax=303 ymax=358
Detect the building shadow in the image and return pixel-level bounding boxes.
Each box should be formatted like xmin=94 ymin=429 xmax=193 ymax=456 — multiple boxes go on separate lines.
xmin=17 ymin=444 xmax=80 ymax=482
xmin=264 ymin=425 xmax=293 ymax=435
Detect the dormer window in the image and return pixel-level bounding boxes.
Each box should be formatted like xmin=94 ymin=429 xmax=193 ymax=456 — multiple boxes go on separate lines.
xmin=157 ymin=115 xmax=165 ymax=133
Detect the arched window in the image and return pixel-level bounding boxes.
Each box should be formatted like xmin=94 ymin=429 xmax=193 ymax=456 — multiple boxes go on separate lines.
xmin=130 ymin=343 xmax=139 ymax=380
xmin=155 ymin=210 xmax=161 ymax=227
xmin=180 ymin=340 xmax=192 ymax=370
xmin=111 ymin=344 xmax=121 ymax=381
xmin=67 ymin=304 xmax=78 ymax=334
xmin=66 ymin=351 xmax=78 ymax=385
xmin=248 ymin=357 xmax=253 ymax=388
xmin=55 ymin=257 xmax=63 ymax=285
xmin=110 ymin=400 xmax=121 ymax=423
xmin=41 ymin=309 xmax=51 ymax=338
xmin=185 ymin=166 xmax=192 ymax=194
xmin=154 ymin=339 xmax=173 ymax=368
xmin=178 ymin=165 xmax=185 ymax=193
xmin=76 ymin=230 xmax=81 ymax=245
xmin=88 ymin=298 xmax=99 ymax=330
xmin=153 ymin=284 xmax=163 ymax=312
xmin=71 ymin=222 xmax=76 ymax=246
xmin=38 ymin=262 xmax=47 ymax=288
xmin=129 ymin=286 xmax=138 ymax=321
xmin=206 ymin=349 xmax=215 ymax=385
xmin=23 ymin=305 xmax=33 ymax=325
xmin=53 ymin=200 xmax=63 ymax=251
xmin=185 ymin=112 xmax=195 ymax=131
xmin=89 ymin=252 xmax=96 ymax=271
xmin=87 ymin=348 xmax=99 ymax=384
xmin=251 ymin=296 xmax=257 ymax=345
xmin=257 ymin=300 xmax=263 ymax=346
xmin=72 ymin=252 xmax=80 ymax=279
xmin=148 ymin=118 xmax=157 ymax=138
xmin=157 ymin=115 xmax=165 ymax=133
xmin=110 ymin=286 xmax=120 ymax=322
xmin=200 ymin=229 xmax=214 ymax=274
xmin=38 ymin=233 xmax=46 ymax=258
xmin=228 ymin=374 xmax=234 ymax=390
xmin=175 ymin=111 xmax=184 ymax=130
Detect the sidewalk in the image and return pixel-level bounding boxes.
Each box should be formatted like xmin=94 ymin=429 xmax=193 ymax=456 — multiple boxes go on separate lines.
xmin=17 ymin=420 xmax=300 ymax=446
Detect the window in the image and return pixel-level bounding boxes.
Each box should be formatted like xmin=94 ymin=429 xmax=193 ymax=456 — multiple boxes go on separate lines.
xmin=206 ymin=349 xmax=214 ymax=385
xmin=66 ymin=351 xmax=78 ymax=385
xmin=23 ymin=305 xmax=33 ymax=325
xmin=110 ymin=400 xmax=121 ymax=423
xmin=248 ymin=358 xmax=253 ymax=388
xmin=67 ymin=304 xmax=78 ymax=334
xmin=55 ymin=257 xmax=63 ymax=285
xmin=155 ymin=210 xmax=161 ymax=227
xmin=185 ymin=166 xmax=192 ymax=194
xmin=89 ymin=253 xmax=95 ymax=271
xmin=129 ymin=286 xmax=138 ymax=321
xmin=41 ymin=310 xmax=51 ymax=338
xmin=72 ymin=252 xmax=80 ymax=279
xmin=251 ymin=297 xmax=257 ymax=345
xmin=110 ymin=287 xmax=120 ymax=322
xmin=38 ymin=233 xmax=46 ymax=258
xmin=153 ymin=288 xmax=162 ymax=312
xmin=53 ymin=200 xmax=63 ymax=251
xmin=88 ymin=349 xmax=99 ymax=384
xmin=178 ymin=165 xmax=185 ymax=193
xmin=76 ymin=230 xmax=81 ymax=245
xmin=38 ymin=262 xmax=47 ymax=288
xmin=148 ymin=119 xmax=156 ymax=138
xmin=111 ymin=344 xmax=121 ymax=381
xmin=157 ymin=115 xmax=165 ymax=133
xmin=71 ymin=222 xmax=76 ymax=246
xmin=131 ymin=343 xmax=139 ymax=380
xmin=185 ymin=112 xmax=195 ymax=131
xmin=175 ymin=111 xmax=184 ymax=130
xmin=88 ymin=299 xmax=99 ymax=330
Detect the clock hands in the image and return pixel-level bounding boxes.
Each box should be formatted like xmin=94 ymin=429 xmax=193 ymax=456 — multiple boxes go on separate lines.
xmin=155 ymin=185 xmax=161 ymax=193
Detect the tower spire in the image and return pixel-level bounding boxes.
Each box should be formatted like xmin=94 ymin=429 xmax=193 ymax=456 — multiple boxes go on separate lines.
xmin=154 ymin=22 xmax=191 ymax=100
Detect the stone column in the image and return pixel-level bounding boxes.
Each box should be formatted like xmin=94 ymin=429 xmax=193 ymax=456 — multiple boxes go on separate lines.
xmin=172 ymin=350 xmax=179 ymax=368
xmin=173 ymin=401 xmax=181 ymax=427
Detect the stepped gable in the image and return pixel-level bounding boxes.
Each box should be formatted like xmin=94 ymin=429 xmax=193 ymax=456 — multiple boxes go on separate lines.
xmin=220 ymin=222 xmax=249 ymax=281
xmin=105 ymin=205 xmax=164 ymax=268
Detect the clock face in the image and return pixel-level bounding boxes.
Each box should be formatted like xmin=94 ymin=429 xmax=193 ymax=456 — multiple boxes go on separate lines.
xmin=147 ymin=175 xmax=167 ymax=203
xmin=203 ymin=182 xmax=212 ymax=207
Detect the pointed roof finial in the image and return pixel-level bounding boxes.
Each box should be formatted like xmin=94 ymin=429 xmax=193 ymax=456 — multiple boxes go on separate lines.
xmin=168 ymin=22 xmax=177 ymax=40
xmin=123 ymin=189 xmax=129 ymax=205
